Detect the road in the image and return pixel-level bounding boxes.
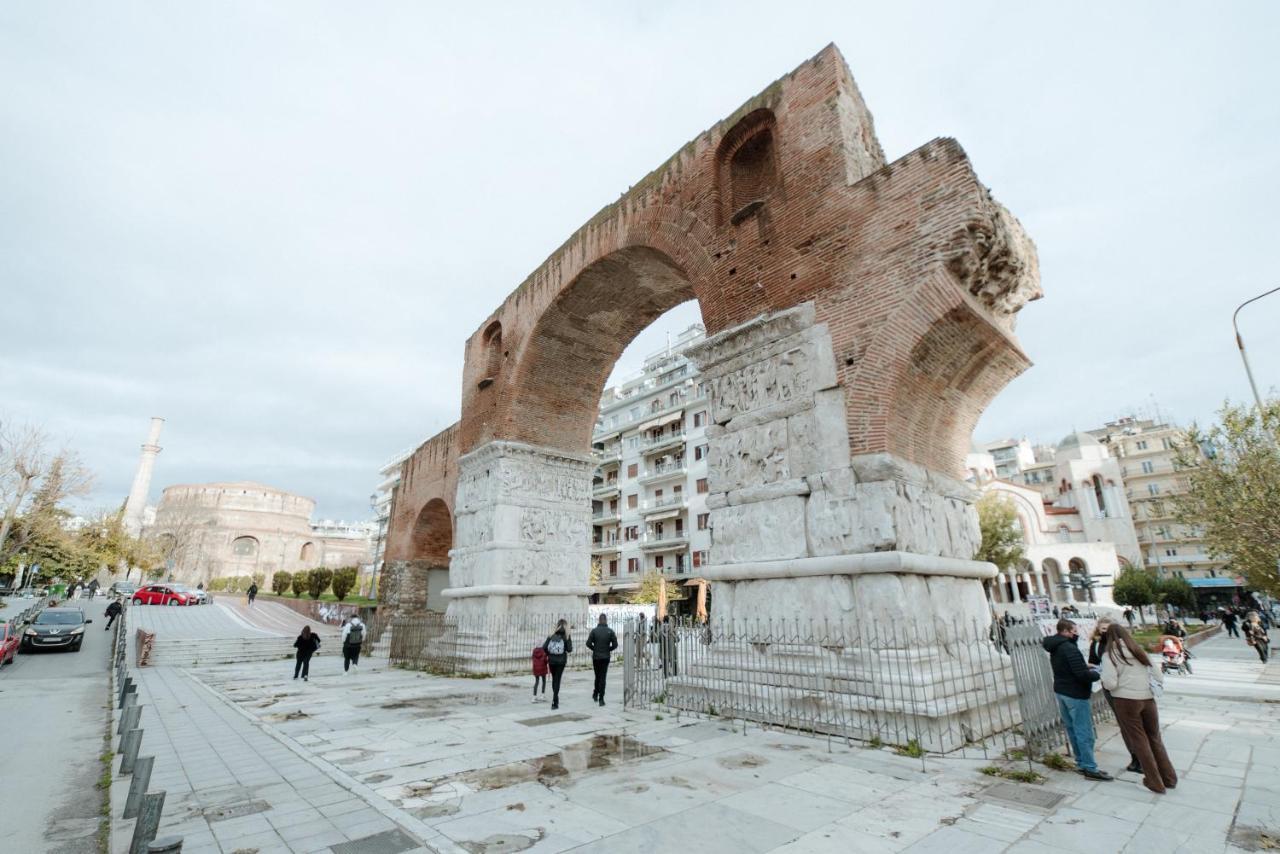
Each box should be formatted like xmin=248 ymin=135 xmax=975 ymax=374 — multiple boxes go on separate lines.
xmin=0 ymin=595 xmax=112 ymax=853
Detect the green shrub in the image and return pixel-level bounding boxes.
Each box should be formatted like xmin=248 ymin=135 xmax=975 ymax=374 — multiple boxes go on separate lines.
xmin=272 ymin=571 xmax=292 ymax=595
xmin=331 ymin=566 xmax=358 ymax=602
xmin=894 ymin=739 xmax=925 ymax=758
xmin=308 ymin=568 xmax=333 ymax=600
xmin=1041 ymin=752 xmax=1073 ymax=771
xmin=291 ymin=570 xmax=310 ymax=598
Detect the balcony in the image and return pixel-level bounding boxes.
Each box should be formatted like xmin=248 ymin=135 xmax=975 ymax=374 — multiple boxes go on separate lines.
xmin=592 ymin=446 xmax=622 ymax=464
xmin=591 ymin=540 xmax=621 ymax=555
xmin=592 ymin=509 xmax=622 ymax=525
xmin=639 ymin=532 xmax=690 ymax=551
xmin=638 ymin=461 xmax=688 ymax=484
xmin=640 ymin=431 xmax=686 ymax=455
xmin=591 ymin=480 xmax=621 ymax=498
xmin=640 ymin=495 xmax=687 ymax=516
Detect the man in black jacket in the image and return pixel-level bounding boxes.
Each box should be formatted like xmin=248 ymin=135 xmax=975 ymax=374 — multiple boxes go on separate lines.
xmin=585 ymin=614 xmax=618 ymax=707
xmin=1042 ymin=619 xmax=1112 ymax=781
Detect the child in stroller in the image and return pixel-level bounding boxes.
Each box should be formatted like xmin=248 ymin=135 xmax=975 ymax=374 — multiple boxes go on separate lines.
xmin=1160 ymin=635 xmax=1193 ymax=675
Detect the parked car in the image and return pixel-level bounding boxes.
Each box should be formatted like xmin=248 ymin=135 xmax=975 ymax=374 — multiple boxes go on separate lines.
xmin=170 ymin=584 xmax=204 ymax=605
xmin=131 ymin=585 xmax=192 ymax=606
xmin=109 ymin=582 xmax=138 ymax=598
xmin=0 ymin=621 xmax=20 ymax=664
xmin=21 ymin=607 xmax=91 ymax=652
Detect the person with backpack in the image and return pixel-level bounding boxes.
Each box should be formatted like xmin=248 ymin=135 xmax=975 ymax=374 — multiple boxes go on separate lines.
xmin=531 ymin=643 xmax=549 ymax=702
xmin=247 ymin=582 xmax=258 ymax=606
xmin=1100 ymin=623 xmax=1176 ymax=793
xmin=586 ymin=613 xmax=618 ymax=706
xmin=293 ymin=625 xmax=321 ymax=681
xmin=341 ymin=616 xmax=365 ymax=673
xmin=542 ymin=619 xmax=573 ymax=709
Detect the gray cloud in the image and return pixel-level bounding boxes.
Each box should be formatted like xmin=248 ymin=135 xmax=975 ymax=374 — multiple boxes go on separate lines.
xmin=2 ymin=1 xmax=1278 ymax=518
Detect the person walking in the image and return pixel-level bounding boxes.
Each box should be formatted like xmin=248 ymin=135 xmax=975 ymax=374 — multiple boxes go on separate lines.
xmin=1123 ymin=607 xmax=1136 ymax=628
xmin=542 ymin=619 xmax=573 ymax=710
xmin=1243 ymin=612 xmax=1271 ymax=663
xmin=1089 ymin=619 xmax=1141 ymax=774
xmin=293 ymin=626 xmax=321 ymax=681
xmin=104 ymin=597 xmax=123 ymax=630
xmin=247 ymin=582 xmax=258 ymax=606
xmin=341 ymin=616 xmax=365 ymax=673
xmin=1222 ymin=609 xmax=1239 ymax=638
xmin=659 ymin=616 xmax=679 ymax=678
xmin=586 ymin=613 xmax=618 ymax=706
xmin=1042 ymin=618 xmax=1112 ymax=781
xmin=531 ymin=643 xmax=549 ymax=702
xmin=1100 ymin=623 xmax=1177 ymax=793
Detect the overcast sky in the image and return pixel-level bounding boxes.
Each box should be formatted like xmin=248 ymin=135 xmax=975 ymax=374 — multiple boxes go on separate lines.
xmin=3 ymin=2 xmax=1278 ymax=520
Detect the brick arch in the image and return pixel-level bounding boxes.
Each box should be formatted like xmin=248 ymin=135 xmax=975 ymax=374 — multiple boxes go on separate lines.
xmin=410 ymin=498 xmax=453 ymax=566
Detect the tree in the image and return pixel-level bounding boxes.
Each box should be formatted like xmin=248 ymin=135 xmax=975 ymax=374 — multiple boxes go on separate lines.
xmin=1156 ymin=576 xmax=1197 ymax=614
xmin=272 ymin=570 xmax=293 ymax=594
xmin=331 ymin=566 xmax=358 ymax=601
xmin=627 ymin=571 xmax=680 ymax=606
xmin=308 ymin=567 xmax=333 ymax=599
xmin=0 ymin=423 xmax=93 ymax=571
xmin=1175 ymin=399 xmax=1280 ymax=597
xmin=974 ymin=492 xmax=1026 ymax=574
xmin=291 ymin=569 xmax=310 ymax=598
xmin=145 ymin=493 xmax=209 ymax=581
xmin=1112 ymin=566 xmax=1156 ymax=624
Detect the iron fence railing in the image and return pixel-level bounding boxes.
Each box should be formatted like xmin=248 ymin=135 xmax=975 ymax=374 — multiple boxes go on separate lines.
xmin=385 ymin=612 xmax=604 ymax=676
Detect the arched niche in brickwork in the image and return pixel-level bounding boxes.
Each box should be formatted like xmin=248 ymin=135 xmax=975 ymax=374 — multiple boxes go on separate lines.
xmin=410 ymin=498 xmax=453 ymax=566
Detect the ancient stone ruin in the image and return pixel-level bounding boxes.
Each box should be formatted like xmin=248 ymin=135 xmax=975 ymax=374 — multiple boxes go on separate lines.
xmin=381 ymin=44 xmax=1040 ymax=744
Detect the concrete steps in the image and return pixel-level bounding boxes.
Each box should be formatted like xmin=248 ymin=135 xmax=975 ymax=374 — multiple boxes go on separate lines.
xmin=144 ymin=634 xmax=342 ymax=667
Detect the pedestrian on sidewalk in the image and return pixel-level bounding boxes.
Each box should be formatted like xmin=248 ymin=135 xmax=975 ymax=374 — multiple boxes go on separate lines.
xmin=341 ymin=616 xmax=365 ymax=673
xmin=1243 ymin=612 xmax=1271 ymax=663
xmin=1089 ymin=619 xmax=1142 ymax=775
xmin=294 ymin=625 xmax=321 ymax=681
xmin=247 ymin=582 xmax=258 ymax=607
xmin=659 ymin=615 xmax=679 ymax=678
xmin=531 ymin=644 xmax=549 ymax=702
xmin=104 ymin=597 xmax=123 ymax=630
xmin=542 ymin=619 xmax=573 ymax=710
xmin=1100 ymin=623 xmax=1177 ymax=793
xmin=1222 ymin=609 xmax=1239 ymax=638
xmin=586 ymin=613 xmax=618 ymax=707
xmin=1042 ymin=618 xmax=1112 ymax=781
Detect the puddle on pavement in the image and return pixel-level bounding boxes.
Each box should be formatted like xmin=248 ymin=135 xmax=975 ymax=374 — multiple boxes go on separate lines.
xmin=459 ymin=829 xmax=545 ymax=853
xmin=363 ymin=772 xmax=392 ymax=784
xmin=464 ymin=734 xmax=665 ymax=791
xmin=378 ymin=693 xmax=505 ymax=713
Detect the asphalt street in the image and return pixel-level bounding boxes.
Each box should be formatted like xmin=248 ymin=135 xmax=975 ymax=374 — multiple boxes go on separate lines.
xmin=0 ymin=596 xmax=113 ymax=853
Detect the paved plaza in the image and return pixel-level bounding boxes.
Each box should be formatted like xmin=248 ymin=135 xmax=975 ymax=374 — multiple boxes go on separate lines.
xmin=109 ymin=625 xmax=1280 ymax=854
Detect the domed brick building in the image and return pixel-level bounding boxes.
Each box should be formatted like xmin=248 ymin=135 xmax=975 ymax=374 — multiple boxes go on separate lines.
xmin=149 ymin=481 xmax=371 ymax=586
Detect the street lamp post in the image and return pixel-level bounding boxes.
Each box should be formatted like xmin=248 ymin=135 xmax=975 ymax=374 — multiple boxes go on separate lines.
xmin=1232 ymin=286 xmax=1279 ymax=416
xmin=369 ymin=493 xmax=383 ymax=600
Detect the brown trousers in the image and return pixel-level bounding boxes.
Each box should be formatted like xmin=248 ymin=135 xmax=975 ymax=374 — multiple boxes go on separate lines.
xmin=1112 ymin=697 xmax=1178 ymax=793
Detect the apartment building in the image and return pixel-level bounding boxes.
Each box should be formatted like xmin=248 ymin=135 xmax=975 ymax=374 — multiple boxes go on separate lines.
xmin=590 ymin=324 xmax=713 ymax=609
xmin=982 ymin=438 xmax=1037 ymax=480
xmin=1089 ymin=417 xmax=1232 ymax=588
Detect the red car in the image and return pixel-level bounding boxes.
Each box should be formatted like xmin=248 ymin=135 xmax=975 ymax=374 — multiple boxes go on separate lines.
xmin=0 ymin=621 xmax=19 ymax=665
xmin=132 ymin=585 xmax=192 ymax=606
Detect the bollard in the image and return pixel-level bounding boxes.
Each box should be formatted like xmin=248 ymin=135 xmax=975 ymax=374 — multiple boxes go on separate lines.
xmin=124 ymin=756 xmax=154 ymax=818
xmin=147 ymin=837 xmax=183 ymax=853
xmin=119 ymin=704 xmax=142 ymax=745
xmin=129 ymin=790 xmax=166 ymax=854
xmin=119 ymin=728 xmax=143 ymax=775
xmin=119 ymin=679 xmax=137 ymax=709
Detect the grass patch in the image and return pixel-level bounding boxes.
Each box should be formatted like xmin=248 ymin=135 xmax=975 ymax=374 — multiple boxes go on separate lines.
xmin=865 ymin=735 xmax=884 ymax=749
xmin=1041 ymin=752 xmax=1073 ymax=771
xmin=655 ymin=714 xmax=664 ymax=721
xmin=1004 ymin=747 xmax=1027 ymax=761
xmin=706 ymin=704 xmax=719 ymax=717
xmin=980 ymin=765 xmax=1046 ymax=784
xmin=894 ymin=739 xmax=925 ymax=759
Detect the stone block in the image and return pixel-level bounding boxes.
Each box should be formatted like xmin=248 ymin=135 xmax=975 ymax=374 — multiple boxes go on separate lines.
xmin=710 ymin=495 xmax=808 ymax=564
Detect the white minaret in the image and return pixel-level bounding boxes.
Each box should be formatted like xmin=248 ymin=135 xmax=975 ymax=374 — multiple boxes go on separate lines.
xmin=123 ymin=417 xmax=164 ymax=536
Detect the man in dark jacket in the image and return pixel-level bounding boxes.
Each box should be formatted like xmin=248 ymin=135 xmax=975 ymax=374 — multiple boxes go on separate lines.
xmin=104 ymin=598 xmax=123 ymax=630
xmin=585 ymin=614 xmax=618 ymax=706
xmin=1042 ymin=619 xmax=1112 ymax=781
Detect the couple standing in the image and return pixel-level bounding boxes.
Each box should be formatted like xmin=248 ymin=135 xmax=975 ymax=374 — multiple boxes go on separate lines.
xmin=534 ymin=615 xmax=617 ymax=709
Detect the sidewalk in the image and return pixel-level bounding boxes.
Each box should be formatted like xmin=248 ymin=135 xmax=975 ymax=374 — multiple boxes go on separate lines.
xmin=114 ymin=633 xmax=1278 ymax=853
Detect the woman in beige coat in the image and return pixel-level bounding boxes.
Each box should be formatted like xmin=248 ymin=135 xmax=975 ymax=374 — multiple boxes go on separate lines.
xmin=1100 ymin=623 xmax=1177 ymax=793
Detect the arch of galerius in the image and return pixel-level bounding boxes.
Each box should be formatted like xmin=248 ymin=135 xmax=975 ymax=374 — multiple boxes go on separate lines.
xmin=383 ymin=45 xmax=1041 ymax=739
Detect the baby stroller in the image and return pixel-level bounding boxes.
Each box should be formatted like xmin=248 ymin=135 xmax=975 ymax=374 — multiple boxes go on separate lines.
xmin=1160 ymin=635 xmax=1193 ymax=675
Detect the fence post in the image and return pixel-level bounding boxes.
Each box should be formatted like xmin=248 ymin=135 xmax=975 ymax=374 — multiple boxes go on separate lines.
xmin=119 ymin=678 xmax=137 ymax=709
xmin=119 ymin=701 xmax=142 ymax=739
xmin=124 ymin=756 xmax=154 ymax=818
xmin=119 ymin=728 xmax=143 ymax=775
xmin=129 ymin=790 xmax=166 ymax=854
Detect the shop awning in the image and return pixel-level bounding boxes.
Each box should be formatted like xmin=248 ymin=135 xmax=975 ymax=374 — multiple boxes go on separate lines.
xmin=1187 ymin=577 xmax=1244 ymax=588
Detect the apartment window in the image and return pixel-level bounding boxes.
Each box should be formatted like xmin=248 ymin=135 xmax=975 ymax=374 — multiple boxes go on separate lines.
xmin=608 ymin=560 xmax=618 ymax=577
xmin=669 ymin=392 xmax=680 ymax=407
xmin=628 ymin=558 xmax=639 ymax=574
xmin=1147 ymin=483 xmax=1161 ymax=496
xmin=651 ymin=399 xmax=663 ymax=413
xmin=609 ymin=499 xmax=618 ymax=513
xmin=693 ymin=411 xmax=706 ymax=428
xmin=675 ymin=518 xmax=684 ymax=535
xmin=654 ymin=488 xmax=664 ymax=501
xmin=628 ymin=463 xmax=638 ymax=478
xmin=1136 ymin=440 xmax=1148 ymax=450
xmin=1141 ymin=461 xmax=1154 ymax=474
xmin=627 ymin=494 xmax=638 ymax=509
xmin=696 ymin=478 xmax=709 ymax=494
xmin=692 ymin=550 xmax=709 ymax=568
xmin=606 ymin=471 xmax=618 ymax=484
xmin=610 ymin=415 xmax=619 ymax=427
xmin=625 ymin=525 xmax=639 ymax=541
xmin=654 ymin=555 xmax=664 ymax=569
xmin=696 ymin=382 xmax=708 ymax=398
xmin=627 ymin=436 xmax=639 ymax=450
xmin=653 ymin=521 xmax=664 ymax=538
xmin=697 ymin=513 xmax=710 ymax=530
xmin=1165 ymin=548 xmax=1178 ymax=557
xmin=1162 ymin=438 xmax=1173 ymax=450
xmin=695 ymin=444 xmax=709 ymax=461
xmin=672 ymin=484 xmax=682 ymax=496
xmin=676 ymin=553 xmax=686 ymax=573
xmin=629 ymin=407 xmax=641 ymax=421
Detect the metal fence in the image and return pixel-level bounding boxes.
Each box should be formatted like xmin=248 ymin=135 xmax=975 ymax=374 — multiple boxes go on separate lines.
xmin=385 ymin=612 xmax=607 ymax=675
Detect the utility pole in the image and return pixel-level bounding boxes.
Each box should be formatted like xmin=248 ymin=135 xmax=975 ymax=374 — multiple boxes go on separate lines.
xmin=1233 ymin=286 xmax=1279 ymax=417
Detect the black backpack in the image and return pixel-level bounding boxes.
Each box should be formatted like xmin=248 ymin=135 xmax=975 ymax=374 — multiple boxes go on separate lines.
xmin=347 ymin=623 xmax=364 ymax=644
